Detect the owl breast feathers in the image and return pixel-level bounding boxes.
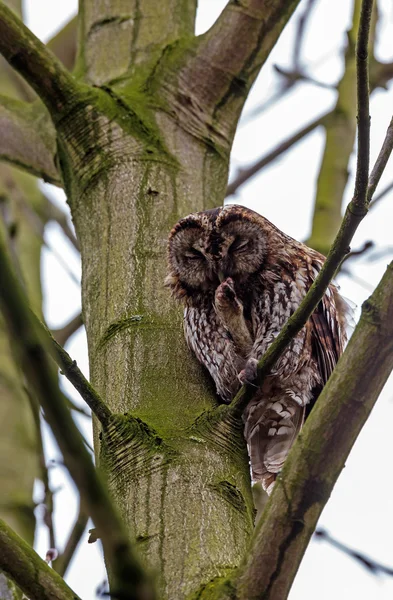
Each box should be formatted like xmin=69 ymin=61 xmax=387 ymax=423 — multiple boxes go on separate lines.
xmin=166 ymin=204 xmax=349 ymax=494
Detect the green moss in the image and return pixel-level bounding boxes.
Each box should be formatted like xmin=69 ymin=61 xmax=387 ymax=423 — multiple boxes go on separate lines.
xmin=102 ymin=413 xmax=178 ymax=472
xmin=209 ymin=481 xmax=249 ymax=516
xmin=187 ymin=575 xmax=237 ymax=600
xmin=98 ymin=315 xmax=144 ymax=349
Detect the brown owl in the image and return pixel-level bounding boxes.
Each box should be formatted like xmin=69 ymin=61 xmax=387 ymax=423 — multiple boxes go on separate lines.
xmin=166 ymin=204 xmax=348 ymax=494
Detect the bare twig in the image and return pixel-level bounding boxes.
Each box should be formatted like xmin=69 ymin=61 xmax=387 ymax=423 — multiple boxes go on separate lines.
xmin=2 ymin=177 xmax=80 ymax=284
xmin=369 ymin=179 xmax=393 ymax=208
xmin=0 ymin=235 xmax=155 ymax=600
xmin=52 ymin=312 xmax=83 ymax=346
xmin=43 ymin=194 xmax=80 ymax=252
xmin=339 ymin=240 xmax=374 ymax=268
xmin=241 ymin=0 xmax=320 ymax=123
xmin=226 ymin=111 xmax=329 ymax=197
xmin=38 ymin=318 xmax=111 ymax=427
xmin=353 ymin=0 xmax=372 ymax=210
xmin=367 ymin=116 xmax=393 ymax=201
xmin=315 ymin=529 xmax=393 ymax=576
xmin=35 ymin=412 xmax=56 ymax=551
xmin=274 ymin=65 xmax=335 ymax=89
xmin=55 ymin=506 xmax=89 ymax=578
xmin=0 ymin=519 xmax=80 ymax=600
xmin=293 ymin=0 xmax=318 ymax=70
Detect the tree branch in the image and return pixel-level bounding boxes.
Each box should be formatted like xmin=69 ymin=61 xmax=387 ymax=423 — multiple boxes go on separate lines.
xmin=306 ymin=0 xmax=373 ymax=254
xmin=54 ymin=505 xmax=89 ymax=578
xmin=367 ymin=115 xmax=393 ymax=200
xmin=353 ymin=0 xmax=372 ymax=210
xmin=47 ymin=16 xmax=77 ymax=71
xmin=293 ymin=0 xmax=318 ymax=71
xmin=0 ymin=95 xmax=60 ymax=185
xmin=0 ymin=236 xmax=155 ymax=600
xmin=37 ymin=317 xmax=111 ymax=427
xmin=159 ymin=0 xmax=302 ymax=152
xmin=226 ymin=111 xmax=328 ymax=197
xmin=43 ymin=193 xmax=80 ymax=251
xmin=52 ymin=312 xmax=83 ymax=346
xmin=236 ymin=259 xmax=393 ymax=600
xmin=0 ymin=519 xmax=80 ymax=600
xmin=369 ymin=179 xmax=393 ymax=209
xmin=0 ymin=2 xmax=80 ymax=117
xmin=315 ymin=529 xmax=393 ymax=577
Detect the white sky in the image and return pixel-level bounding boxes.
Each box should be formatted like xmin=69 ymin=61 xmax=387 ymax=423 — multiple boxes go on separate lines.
xmin=19 ymin=0 xmax=393 ymax=598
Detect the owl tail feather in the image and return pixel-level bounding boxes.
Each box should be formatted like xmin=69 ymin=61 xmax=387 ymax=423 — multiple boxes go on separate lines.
xmin=244 ymin=396 xmax=305 ymax=495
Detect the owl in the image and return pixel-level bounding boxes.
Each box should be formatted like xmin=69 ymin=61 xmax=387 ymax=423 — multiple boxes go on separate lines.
xmin=166 ymin=204 xmax=348 ymax=494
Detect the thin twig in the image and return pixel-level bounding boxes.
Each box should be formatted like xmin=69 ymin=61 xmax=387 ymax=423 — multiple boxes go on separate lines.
xmin=226 ymin=111 xmax=329 ymax=197
xmin=43 ymin=193 xmax=80 ymax=252
xmin=52 ymin=312 xmax=84 ymax=346
xmin=54 ymin=506 xmax=89 ymax=578
xmin=38 ymin=317 xmax=111 ymax=427
xmin=228 ymin=0 xmax=374 ymax=418
xmin=369 ymin=179 xmax=393 ymax=208
xmin=274 ymin=65 xmax=335 ymax=89
xmin=293 ymin=0 xmax=318 ymax=70
xmin=339 ymin=240 xmax=374 ymax=268
xmin=353 ymin=0 xmax=373 ymax=210
xmin=367 ymin=116 xmax=393 ymax=201
xmin=315 ymin=529 xmax=393 ymax=576
xmin=241 ymin=0 xmax=320 ymax=123
xmin=36 ymin=416 xmax=56 ymax=551
xmin=0 ymin=236 xmax=155 ymax=600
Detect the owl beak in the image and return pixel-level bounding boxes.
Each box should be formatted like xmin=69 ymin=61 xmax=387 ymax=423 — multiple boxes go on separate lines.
xmin=218 ymin=270 xmax=225 ymax=283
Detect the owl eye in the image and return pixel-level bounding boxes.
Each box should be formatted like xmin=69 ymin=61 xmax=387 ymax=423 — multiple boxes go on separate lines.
xmin=230 ymin=237 xmax=249 ymax=252
xmin=185 ymin=247 xmax=205 ymax=260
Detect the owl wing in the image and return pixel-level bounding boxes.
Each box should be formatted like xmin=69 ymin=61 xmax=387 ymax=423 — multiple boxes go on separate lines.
xmin=245 ymin=256 xmax=348 ymax=495
xmin=309 ymin=258 xmax=348 ymax=387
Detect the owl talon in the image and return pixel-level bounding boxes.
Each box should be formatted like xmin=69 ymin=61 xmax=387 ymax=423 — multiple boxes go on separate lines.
xmin=238 ymin=358 xmax=259 ymax=385
xmin=215 ymin=277 xmax=237 ymax=304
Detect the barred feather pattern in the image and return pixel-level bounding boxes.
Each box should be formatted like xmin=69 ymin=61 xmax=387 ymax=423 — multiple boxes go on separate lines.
xmin=166 ymin=205 xmax=349 ymax=495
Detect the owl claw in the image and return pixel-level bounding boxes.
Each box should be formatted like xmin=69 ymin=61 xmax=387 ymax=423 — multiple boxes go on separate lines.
xmin=215 ymin=278 xmax=240 ymax=310
xmin=238 ymin=358 xmax=259 ymax=386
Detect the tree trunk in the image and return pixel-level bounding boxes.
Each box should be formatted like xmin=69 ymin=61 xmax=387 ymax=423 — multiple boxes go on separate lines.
xmin=62 ymin=93 xmax=253 ymax=598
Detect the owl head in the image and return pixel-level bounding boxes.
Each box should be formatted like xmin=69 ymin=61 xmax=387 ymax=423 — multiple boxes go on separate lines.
xmin=166 ymin=204 xmax=270 ymax=298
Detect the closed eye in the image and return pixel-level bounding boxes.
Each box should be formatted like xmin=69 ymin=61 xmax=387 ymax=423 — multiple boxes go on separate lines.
xmin=230 ymin=238 xmax=249 ymax=252
xmin=185 ymin=247 xmax=205 ymax=260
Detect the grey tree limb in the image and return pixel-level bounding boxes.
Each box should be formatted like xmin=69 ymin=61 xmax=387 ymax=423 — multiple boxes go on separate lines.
xmin=0 ymin=95 xmax=60 ymax=185
xmin=0 ymin=519 xmax=81 ymax=600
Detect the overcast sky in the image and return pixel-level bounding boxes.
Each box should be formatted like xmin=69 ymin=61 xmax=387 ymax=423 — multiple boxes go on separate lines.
xmin=20 ymin=1 xmax=393 ymax=598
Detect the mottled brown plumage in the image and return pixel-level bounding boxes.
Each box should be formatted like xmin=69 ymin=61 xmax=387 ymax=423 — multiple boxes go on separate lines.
xmin=166 ymin=205 xmax=348 ymax=494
